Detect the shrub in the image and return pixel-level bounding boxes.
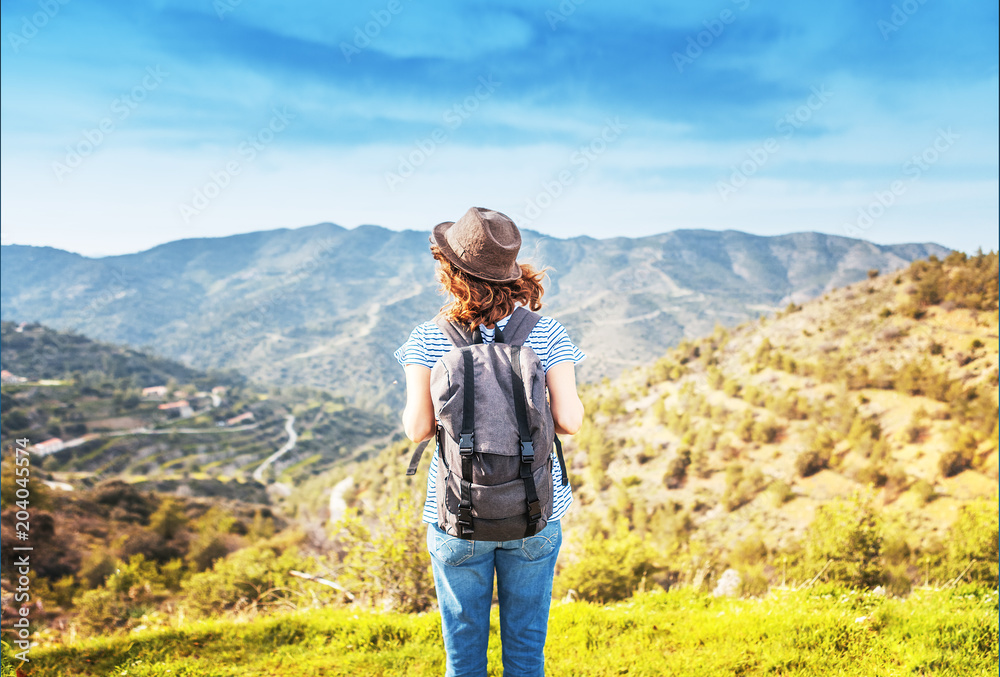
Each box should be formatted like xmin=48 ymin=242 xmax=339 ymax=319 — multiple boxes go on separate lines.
xmin=945 ymin=498 xmax=999 ymax=586
xmin=910 ymin=478 xmax=936 ymax=505
xmin=752 ymin=418 xmax=781 ymax=444
xmin=803 ymin=491 xmax=883 ymax=588
xmin=554 ymin=527 xmax=659 ymax=603
xmin=75 ymin=554 xmax=167 ymax=635
xmin=334 ymin=495 xmax=434 ymax=613
xmin=884 ymin=563 xmax=912 ymax=597
xmin=729 ymin=534 xmax=768 ymax=568
xmin=765 ymin=480 xmax=795 ymax=507
xmin=180 ymin=536 xmax=321 ymax=618
xmin=938 ymin=449 xmax=971 ymax=478
xmin=722 ymin=463 xmax=766 ymax=512
xmin=664 ymin=448 xmax=691 ymax=489
xmin=795 ymin=450 xmax=828 ymax=478
xmin=903 ymin=410 xmax=925 ymax=443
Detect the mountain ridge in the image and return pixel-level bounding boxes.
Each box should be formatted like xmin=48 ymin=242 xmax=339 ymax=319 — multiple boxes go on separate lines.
xmin=1 ymin=225 xmax=951 ymax=408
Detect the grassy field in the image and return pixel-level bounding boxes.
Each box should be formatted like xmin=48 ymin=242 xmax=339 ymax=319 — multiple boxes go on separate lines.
xmin=10 ymin=585 xmax=996 ymax=677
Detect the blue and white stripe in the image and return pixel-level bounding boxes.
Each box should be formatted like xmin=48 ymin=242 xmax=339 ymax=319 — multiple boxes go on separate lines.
xmin=394 ymin=311 xmax=585 ymax=525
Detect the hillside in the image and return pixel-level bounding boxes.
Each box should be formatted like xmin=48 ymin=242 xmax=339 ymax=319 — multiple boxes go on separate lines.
xmin=330 ymin=251 xmax=998 ymax=592
xmin=558 ymin=251 xmax=998 ymax=550
xmin=0 ymin=323 xmax=400 ymax=645
xmin=0 ymin=322 xmax=395 ymax=496
xmin=0 ymin=226 xmax=949 ymax=408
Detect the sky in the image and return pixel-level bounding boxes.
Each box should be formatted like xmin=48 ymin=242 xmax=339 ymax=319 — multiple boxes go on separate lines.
xmin=1 ymin=0 xmax=997 ymax=257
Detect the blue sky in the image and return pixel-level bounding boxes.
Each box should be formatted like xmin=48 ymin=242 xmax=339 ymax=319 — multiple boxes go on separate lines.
xmin=1 ymin=0 xmax=997 ymax=256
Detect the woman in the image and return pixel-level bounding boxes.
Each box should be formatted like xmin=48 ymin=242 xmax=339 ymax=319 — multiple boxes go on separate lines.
xmin=394 ymin=206 xmax=585 ymax=677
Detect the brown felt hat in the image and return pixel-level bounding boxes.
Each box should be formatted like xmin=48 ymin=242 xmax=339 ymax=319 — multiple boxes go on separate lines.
xmin=431 ymin=207 xmax=522 ymax=282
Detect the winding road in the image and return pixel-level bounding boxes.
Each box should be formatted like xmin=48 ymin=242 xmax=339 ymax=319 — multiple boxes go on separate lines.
xmin=252 ymin=414 xmax=297 ymax=484
xmin=327 ymin=476 xmax=355 ymax=525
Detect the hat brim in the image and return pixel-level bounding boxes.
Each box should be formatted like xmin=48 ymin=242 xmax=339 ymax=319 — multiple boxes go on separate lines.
xmin=430 ymin=221 xmax=522 ymax=283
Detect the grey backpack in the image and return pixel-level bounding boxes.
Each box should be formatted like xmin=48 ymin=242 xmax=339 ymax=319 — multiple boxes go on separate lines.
xmin=406 ymin=307 xmax=568 ymax=541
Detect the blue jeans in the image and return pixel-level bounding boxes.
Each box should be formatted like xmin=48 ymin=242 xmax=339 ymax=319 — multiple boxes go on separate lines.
xmin=427 ymin=519 xmax=562 ymax=677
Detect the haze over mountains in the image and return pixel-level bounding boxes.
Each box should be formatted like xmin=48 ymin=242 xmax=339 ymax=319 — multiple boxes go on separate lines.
xmin=0 ymin=224 xmax=949 ymax=408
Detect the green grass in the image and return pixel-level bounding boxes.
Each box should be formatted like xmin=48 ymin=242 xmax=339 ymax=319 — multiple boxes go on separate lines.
xmin=13 ymin=586 xmax=997 ymax=676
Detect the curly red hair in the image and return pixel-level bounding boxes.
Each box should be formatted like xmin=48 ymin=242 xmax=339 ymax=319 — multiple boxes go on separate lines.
xmin=431 ymin=245 xmax=546 ymax=330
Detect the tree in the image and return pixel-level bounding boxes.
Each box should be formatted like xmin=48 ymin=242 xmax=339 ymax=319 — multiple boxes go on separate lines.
xmin=803 ymin=490 xmax=883 ymax=588
xmin=946 ymin=498 xmax=999 ymax=586
xmin=149 ymin=497 xmax=187 ymax=540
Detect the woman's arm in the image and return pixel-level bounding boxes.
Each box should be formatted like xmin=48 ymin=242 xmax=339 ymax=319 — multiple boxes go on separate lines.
xmin=401 ymin=364 xmax=436 ymax=442
xmin=546 ymin=361 xmax=584 ymax=435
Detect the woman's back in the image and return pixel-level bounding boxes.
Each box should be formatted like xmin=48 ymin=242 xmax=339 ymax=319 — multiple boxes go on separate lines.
xmin=395 ymin=309 xmax=585 ymax=526
xmin=395 ymin=206 xmax=585 ymax=677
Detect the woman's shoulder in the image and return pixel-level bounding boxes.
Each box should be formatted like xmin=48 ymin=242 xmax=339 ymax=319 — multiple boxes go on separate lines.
xmin=525 ymin=313 xmax=567 ymax=337
xmin=408 ymin=319 xmax=448 ymax=341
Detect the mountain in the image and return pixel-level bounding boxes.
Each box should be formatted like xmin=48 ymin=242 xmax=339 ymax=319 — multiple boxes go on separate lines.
xmin=0 ymin=225 xmax=950 ymax=408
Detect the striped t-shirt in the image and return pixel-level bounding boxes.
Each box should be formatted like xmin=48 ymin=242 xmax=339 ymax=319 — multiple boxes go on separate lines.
xmin=394 ymin=310 xmax=585 ymax=525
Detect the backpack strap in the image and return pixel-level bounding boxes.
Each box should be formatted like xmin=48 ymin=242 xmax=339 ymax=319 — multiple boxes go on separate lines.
xmin=405 ymin=438 xmax=432 ymax=476
xmin=434 ymin=307 xmax=540 ymax=348
xmin=554 ymin=436 xmax=569 ymax=486
xmin=434 ymin=314 xmax=475 ymax=347
xmin=510 ymin=344 xmax=542 ymax=537
xmin=457 ymin=348 xmax=476 ymax=537
xmin=500 ymin=307 xmax=541 ymax=346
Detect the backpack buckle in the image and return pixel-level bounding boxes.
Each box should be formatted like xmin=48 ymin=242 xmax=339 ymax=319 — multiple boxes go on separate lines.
xmin=459 ymin=432 xmax=474 ymax=455
xmin=526 ymin=499 xmax=542 ymax=522
xmin=520 ymin=440 xmax=534 ymax=464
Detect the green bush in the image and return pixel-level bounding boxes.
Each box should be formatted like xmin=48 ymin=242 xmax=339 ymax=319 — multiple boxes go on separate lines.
xmin=795 ymin=449 xmax=829 ymax=478
xmin=945 ymin=498 xmax=999 ymax=586
xmin=664 ymin=448 xmax=691 ymax=489
xmin=180 ymin=536 xmax=321 ymax=618
xmin=554 ymin=526 xmax=659 ymax=603
xmin=803 ymin=491 xmax=883 ymax=589
xmin=938 ymin=449 xmax=972 ymax=478
xmin=722 ymin=463 xmax=766 ymax=512
xmin=333 ymin=495 xmax=434 ymax=613
xmin=910 ymin=478 xmax=936 ymax=505
xmin=74 ymin=554 xmax=167 ymax=635
xmin=765 ymin=480 xmax=795 ymax=507
xmin=752 ymin=418 xmax=781 ymax=444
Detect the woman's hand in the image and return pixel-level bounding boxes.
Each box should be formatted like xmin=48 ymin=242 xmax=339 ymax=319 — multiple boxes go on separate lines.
xmin=402 ymin=364 xmax=436 ymax=442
